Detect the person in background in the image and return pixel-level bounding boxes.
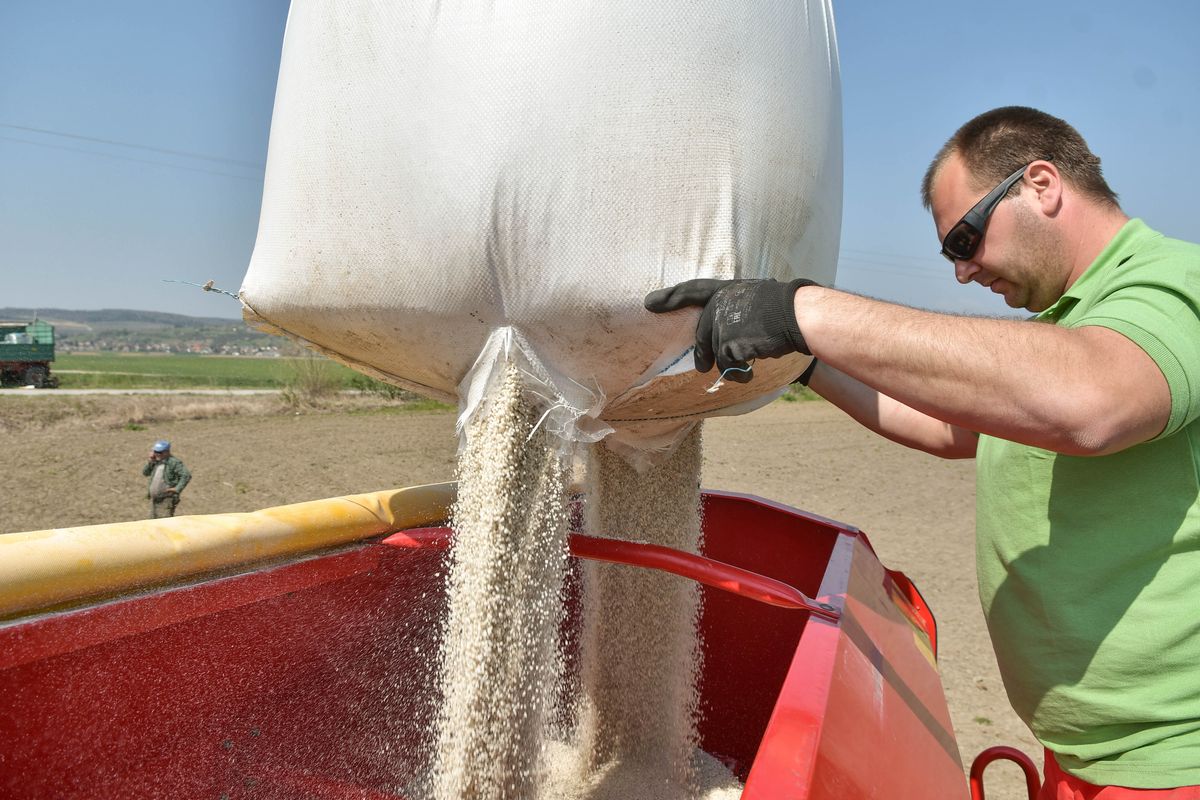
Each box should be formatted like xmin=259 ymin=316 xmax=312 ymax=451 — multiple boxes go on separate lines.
xmin=143 ymin=439 xmax=191 ymax=519
xmin=646 ymin=106 xmax=1200 ymax=797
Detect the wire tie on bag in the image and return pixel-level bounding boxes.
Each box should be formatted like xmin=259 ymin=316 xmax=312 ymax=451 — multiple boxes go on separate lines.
xmin=706 ymin=363 xmax=753 ymax=394
xmin=163 ymin=279 xmax=242 ymax=303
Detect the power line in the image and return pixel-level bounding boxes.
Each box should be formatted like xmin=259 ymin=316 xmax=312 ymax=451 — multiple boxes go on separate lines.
xmin=842 ymin=246 xmax=939 ymax=262
xmin=0 ymin=122 xmax=264 ymax=170
xmin=839 ymin=257 xmax=947 ymax=278
xmin=841 ymin=247 xmax=945 ymax=271
xmin=0 ymin=135 xmax=263 ymax=182
xmin=837 ymin=262 xmax=949 ymax=283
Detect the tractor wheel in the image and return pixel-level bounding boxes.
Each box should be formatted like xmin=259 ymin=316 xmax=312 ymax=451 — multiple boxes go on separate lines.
xmin=24 ymin=365 xmax=48 ymax=388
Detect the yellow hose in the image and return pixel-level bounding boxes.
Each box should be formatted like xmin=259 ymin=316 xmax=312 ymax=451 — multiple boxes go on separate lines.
xmin=0 ymin=483 xmax=455 ymax=621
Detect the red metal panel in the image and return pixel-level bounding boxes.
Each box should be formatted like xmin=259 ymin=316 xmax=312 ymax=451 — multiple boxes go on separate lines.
xmin=808 ymin=535 xmax=967 ymax=799
xmin=0 ymin=547 xmax=383 ymax=672
xmin=0 ymin=544 xmax=447 ymax=799
xmin=694 ymin=493 xmax=843 ymax=784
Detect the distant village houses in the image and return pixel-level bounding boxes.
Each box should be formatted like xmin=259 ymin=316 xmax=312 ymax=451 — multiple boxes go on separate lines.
xmin=58 ymin=339 xmax=284 ymax=357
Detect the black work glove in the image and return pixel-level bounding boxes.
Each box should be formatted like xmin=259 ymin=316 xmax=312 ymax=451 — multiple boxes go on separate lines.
xmin=644 ymin=278 xmax=816 ymax=382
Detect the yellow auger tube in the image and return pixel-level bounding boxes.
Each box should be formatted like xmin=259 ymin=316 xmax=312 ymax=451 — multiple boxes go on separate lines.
xmin=0 ymin=482 xmax=456 ymax=621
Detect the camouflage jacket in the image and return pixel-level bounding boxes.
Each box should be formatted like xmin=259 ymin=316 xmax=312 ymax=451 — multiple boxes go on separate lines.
xmin=142 ymin=455 xmax=192 ymax=498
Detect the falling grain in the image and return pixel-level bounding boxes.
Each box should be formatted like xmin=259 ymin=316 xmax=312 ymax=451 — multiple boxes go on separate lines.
xmin=575 ymin=426 xmax=705 ymax=798
xmin=430 ymin=363 xmax=570 ymax=800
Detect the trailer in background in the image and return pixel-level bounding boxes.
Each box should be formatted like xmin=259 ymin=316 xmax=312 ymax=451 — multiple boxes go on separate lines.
xmin=0 ymin=319 xmax=59 ymax=388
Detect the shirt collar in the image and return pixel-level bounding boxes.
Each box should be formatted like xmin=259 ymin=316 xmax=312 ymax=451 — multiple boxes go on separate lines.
xmin=1037 ymin=218 xmax=1150 ymax=320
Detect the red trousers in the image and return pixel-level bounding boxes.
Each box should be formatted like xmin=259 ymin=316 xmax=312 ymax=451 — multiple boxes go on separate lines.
xmin=1040 ymin=751 xmax=1200 ymax=799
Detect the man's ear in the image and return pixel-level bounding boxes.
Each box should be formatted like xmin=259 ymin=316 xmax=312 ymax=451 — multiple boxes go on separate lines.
xmin=1026 ymin=159 xmax=1062 ymax=216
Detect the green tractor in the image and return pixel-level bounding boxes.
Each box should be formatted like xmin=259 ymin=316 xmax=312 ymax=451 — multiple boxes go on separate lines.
xmin=0 ymin=319 xmax=60 ymax=388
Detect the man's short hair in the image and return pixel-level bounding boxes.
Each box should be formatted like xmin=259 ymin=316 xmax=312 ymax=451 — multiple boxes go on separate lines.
xmin=921 ymin=106 xmax=1119 ymax=210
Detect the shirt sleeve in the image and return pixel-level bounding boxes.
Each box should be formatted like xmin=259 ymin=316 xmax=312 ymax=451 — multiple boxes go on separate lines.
xmin=1072 ymin=282 xmax=1200 ymax=438
xmin=172 ymin=460 xmax=192 ymax=493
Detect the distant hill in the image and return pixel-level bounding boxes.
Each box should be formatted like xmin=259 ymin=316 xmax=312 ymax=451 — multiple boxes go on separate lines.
xmin=0 ymin=308 xmax=287 ymax=354
xmin=0 ymin=308 xmax=242 ymax=329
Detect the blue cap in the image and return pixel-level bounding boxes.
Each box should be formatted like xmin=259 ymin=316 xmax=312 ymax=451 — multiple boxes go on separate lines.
xmin=152 ymin=440 xmax=171 ymax=453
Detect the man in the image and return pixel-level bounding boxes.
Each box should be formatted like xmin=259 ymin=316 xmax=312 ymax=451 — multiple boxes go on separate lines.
xmin=142 ymin=439 xmax=191 ymax=519
xmin=646 ymin=107 xmax=1200 ymax=796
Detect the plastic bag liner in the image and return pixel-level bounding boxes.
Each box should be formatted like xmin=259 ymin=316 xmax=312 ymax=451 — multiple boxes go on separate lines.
xmin=457 ymin=327 xmax=613 ymax=455
xmin=456 ymin=328 xmax=801 ymax=469
xmin=603 ymin=387 xmax=786 ymax=472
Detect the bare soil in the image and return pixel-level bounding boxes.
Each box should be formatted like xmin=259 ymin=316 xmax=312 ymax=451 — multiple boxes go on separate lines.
xmin=0 ymin=398 xmax=1039 ymax=798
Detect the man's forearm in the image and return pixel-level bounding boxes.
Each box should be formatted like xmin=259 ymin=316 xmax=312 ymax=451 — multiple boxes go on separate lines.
xmin=642 ymin=275 xmax=1168 ymax=454
xmin=808 ymin=361 xmax=978 ymax=458
xmin=794 ymin=286 xmax=1167 ymax=454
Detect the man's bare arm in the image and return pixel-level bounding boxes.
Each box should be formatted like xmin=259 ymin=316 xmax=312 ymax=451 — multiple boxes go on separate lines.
xmin=807 ymin=361 xmax=979 ymax=458
xmin=795 ymin=286 xmax=1170 ymax=456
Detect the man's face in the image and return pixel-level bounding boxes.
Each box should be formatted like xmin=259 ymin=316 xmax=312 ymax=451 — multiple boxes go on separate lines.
xmin=930 ymin=153 xmax=1064 ymax=312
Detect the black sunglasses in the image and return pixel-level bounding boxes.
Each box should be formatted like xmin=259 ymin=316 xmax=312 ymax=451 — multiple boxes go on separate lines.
xmin=939 ymin=162 xmax=1035 ymax=263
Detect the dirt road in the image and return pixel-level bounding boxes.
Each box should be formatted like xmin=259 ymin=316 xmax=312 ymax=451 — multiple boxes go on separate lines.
xmin=0 ymin=388 xmax=283 ymax=395
xmin=0 ymin=399 xmax=1038 ymax=797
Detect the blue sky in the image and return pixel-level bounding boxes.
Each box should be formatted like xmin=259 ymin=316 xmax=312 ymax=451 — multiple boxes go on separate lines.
xmin=2 ymin=1 xmax=1198 ymax=319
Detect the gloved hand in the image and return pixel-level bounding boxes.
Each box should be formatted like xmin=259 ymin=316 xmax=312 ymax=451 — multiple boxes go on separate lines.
xmin=644 ymin=278 xmax=816 ymax=382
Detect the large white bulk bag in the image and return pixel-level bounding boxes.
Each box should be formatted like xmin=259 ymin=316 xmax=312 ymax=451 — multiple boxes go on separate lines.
xmin=241 ymin=0 xmax=841 ymax=463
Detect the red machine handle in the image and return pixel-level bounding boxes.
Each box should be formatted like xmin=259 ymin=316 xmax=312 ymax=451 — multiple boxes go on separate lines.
xmin=970 ymin=746 xmax=1041 ymax=800
xmin=383 ymin=528 xmax=841 ymax=622
xmin=568 ymin=533 xmax=840 ymax=621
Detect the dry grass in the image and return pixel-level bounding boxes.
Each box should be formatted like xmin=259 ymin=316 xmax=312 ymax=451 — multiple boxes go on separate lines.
xmin=0 ymin=393 xmax=448 ymax=435
xmin=280 ymin=353 xmax=345 ymax=408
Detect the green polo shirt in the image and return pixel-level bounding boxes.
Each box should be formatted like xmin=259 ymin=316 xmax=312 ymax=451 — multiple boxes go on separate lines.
xmin=976 ymin=219 xmax=1200 ymax=787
